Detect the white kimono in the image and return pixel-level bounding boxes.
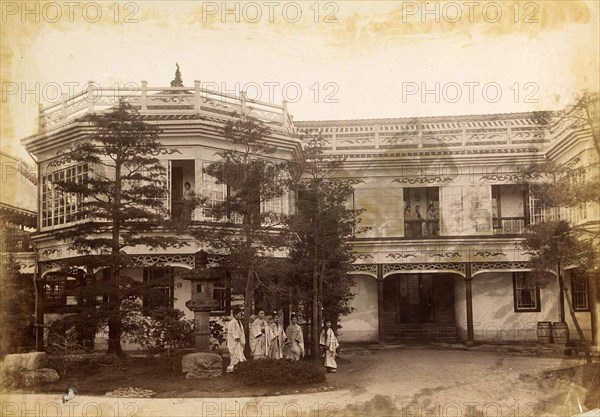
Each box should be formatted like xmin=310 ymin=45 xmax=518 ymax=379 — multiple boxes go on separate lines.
xmin=319 ymin=328 xmax=339 ymax=369
xmin=269 ymin=323 xmax=287 ymax=359
xmin=250 ymin=318 xmax=270 ymax=359
xmin=284 ymin=324 xmax=304 ymax=361
xmin=226 ymin=318 xmax=246 ymax=372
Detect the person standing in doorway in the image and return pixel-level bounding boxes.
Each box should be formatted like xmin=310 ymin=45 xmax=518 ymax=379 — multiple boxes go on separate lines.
xmin=181 ymin=181 xmax=195 ymax=222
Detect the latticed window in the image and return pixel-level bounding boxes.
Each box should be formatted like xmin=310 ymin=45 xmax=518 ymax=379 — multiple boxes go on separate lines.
xmin=41 ymin=164 xmax=88 ymax=227
xmin=572 ymin=273 xmax=589 ymax=311
xmin=213 ymin=283 xmax=230 ymax=315
xmin=529 ymin=194 xmax=555 ymax=224
xmin=200 ymin=162 xmax=226 ymax=221
xmin=513 ymin=272 xmax=541 ymax=312
xmin=43 ymin=274 xmax=78 ymax=306
xmin=143 ymin=268 xmax=174 ymax=315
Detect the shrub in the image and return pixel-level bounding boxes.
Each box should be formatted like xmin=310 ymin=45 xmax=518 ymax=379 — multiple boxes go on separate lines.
xmin=235 ymin=358 xmax=326 ymax=386
xmin=209 ymin=320 xmax=224 ymax=352
xmin=126 ymin=306 xmax=194 ymax=370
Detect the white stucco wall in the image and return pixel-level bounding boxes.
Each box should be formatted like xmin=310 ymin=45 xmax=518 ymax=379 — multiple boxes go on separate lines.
xmin=454 ymin=271 xmax=592 ymax=343
xmin=337 ymin=274 xmax=379 ymax=342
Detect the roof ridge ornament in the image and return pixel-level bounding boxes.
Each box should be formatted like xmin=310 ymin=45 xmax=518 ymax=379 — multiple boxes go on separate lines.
xmin=171 ymin=63 xmax=183 ymax=87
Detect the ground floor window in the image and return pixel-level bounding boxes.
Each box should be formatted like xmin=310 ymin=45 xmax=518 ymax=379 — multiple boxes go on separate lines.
xmin=512 ymin=272 xmax=541 ymax=312
xmin=143 ymin=268 xmax=174 ymax=315
xmin=571 ymin=272 xmax=589 ymax=311
xmin=213 ymin=283 xmax=231 ymax=315
xmin=42 ymin=274 xmax=79 ymax=307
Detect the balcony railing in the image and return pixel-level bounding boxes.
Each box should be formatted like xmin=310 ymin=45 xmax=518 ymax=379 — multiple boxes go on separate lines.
xmin=37 ymin=82 xmax=295 ymax=134
xmin=493 ymin=217 xmax=527 ymax=235
xmin=404 ymin=220 xmax=440 ymax=238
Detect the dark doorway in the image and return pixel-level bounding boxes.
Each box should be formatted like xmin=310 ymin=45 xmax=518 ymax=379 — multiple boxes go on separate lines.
xmin=382 ymin=273 xmax=457 ymax=342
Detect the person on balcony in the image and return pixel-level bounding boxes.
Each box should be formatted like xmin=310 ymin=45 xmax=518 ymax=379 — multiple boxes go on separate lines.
xmin=404 ymin=205 xmax=414 ymax=237
xmin=426 ymin=203 xmax=438 ymax=236
xmin=181 ymin=182 xmax=195 ymax=222
xmin=414 ymin=205 xmax=424 ymax=237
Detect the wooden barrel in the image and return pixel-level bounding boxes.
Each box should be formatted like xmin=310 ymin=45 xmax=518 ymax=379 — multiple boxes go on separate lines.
xmin=552 ymin=322 xmax=570 ymax=344
xmin=536 ymin=321 xmax=553 ymax=344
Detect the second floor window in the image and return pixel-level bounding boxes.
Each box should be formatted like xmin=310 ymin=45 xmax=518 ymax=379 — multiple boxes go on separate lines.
xmin=403 ymin=187 xmax=439 ymax=238
xmin=201 ymin=162 xmax=226 ymax=221
xmin=42 ymin=164 xmax=88 ymax=228
xmin=492 ymin=184 xmax=528 ymax=235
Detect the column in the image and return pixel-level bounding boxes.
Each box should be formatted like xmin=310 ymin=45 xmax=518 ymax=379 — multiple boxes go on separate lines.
xmin=589 ymin=272 xmax=599 ymax=351
xmin=377 ymin=264 xmax=385 ymax=342
xmin=465 ymin=263 xmax=474 ymax=344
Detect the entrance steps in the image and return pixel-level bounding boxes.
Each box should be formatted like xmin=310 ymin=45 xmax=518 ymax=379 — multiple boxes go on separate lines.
xmin=384 ymin=324 xmax=458 ymax=343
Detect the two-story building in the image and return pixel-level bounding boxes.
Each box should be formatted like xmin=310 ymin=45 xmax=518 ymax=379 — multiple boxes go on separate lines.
xmin=20 ymin=77 xmax=599 ymax=348
xmin=21 ymin=78 xmax=300 ymax=346
xmin=298 ymin=113 xmax=598 ymax=345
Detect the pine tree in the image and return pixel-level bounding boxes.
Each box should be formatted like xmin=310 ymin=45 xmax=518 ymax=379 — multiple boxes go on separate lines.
xmin=51 ymin=101 xmax=186 ymax=355
xmin=191 ymin=115 xmax=290 ymax=334
xmin=285 ymin=135 xmax=366 ymax=361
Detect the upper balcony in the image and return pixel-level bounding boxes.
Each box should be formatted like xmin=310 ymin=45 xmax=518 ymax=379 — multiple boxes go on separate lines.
xmin=296 ymin=113 xmax=554 ymax=157
xmin=36 ymin=81 xmax=295 ymax=136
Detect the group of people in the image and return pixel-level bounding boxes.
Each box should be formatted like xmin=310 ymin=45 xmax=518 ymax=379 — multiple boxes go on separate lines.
xmin=404 ymin=203 xmax=438 ymax=237
xmin=226 ymin=308 xmax=340 ymax=373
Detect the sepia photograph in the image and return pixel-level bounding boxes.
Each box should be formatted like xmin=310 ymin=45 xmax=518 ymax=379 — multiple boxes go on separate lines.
xmin=1 ymin=1 xmax=599 ymax=416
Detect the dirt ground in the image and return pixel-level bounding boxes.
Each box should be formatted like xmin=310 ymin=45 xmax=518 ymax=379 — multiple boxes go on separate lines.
xmin=3 ymin=346 xmax=598 ymax=416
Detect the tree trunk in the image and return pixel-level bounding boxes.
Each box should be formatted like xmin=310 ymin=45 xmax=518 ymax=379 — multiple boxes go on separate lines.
xmin=107 ymin=162 xmax=123 ymax=356
xmin=557 ymin=262 xmax=565 ymax=322
xmin=561 ymin=277 xmax=592 ymax=364
xmin=312 ymin=267 xmax=320 ymax=364
xmin=243 ymin=267 xmax=254 ymax=359
xmin=106 ymin=264 xmax=123 ymax=356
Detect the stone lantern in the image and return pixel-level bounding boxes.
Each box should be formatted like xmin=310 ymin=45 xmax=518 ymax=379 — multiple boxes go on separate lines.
xmin=180 ymin=250 xmax=226 ymax=379
xmin=182 ymin=250 xmax=226 ymax=352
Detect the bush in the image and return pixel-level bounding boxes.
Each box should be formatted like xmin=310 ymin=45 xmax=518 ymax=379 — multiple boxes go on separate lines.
xmin=235 ymin=358 xmax=326 ymax=386
xmin=126 ymin=306 xmax=194 ymax=370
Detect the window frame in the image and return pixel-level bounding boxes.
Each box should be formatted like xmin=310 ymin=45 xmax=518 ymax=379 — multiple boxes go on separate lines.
xmin=571 ymin=272 xmax=590 ymax=312
xmin=512 ymin=272 xmax=541 ymax=313
xmin=142 ymin=267 xmax=175 ymax=315
xmin=41 ymin=163 xmax=88 ymax=228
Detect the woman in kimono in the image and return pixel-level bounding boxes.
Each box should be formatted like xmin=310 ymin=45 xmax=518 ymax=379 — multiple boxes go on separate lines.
xmin=249 ymin=310 xmax=270 ymax=359
xmin=226 ymin=308 xmax=246 ymax=372
xmin=269 ymin=313 xmax=287 ymax=359
xmin=319 ymin=320 xmax=339 ymax=373
xmin=284 ymin=314 xmax=304 ymax=361
xmin=181 ymin=182 xmax=195 ymax=222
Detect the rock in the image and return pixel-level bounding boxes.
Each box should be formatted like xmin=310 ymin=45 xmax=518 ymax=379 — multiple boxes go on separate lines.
xmin=1 ymin=352 xmax=48 ymax=379
xmin=181 ymin=352 xmax=222 ymax=379
xmin=105 ymin=387 xmax=156 ymax=398
xmin=20 ymin=368 xmax=60 ymax=387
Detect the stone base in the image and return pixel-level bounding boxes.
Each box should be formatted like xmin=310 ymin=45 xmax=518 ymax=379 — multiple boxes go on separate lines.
xmin=1 ymin=352 xmax=47 ymax=377
xmin=20 ymin=368 xmax=60 ymax=387
xmin=181 ymin=352 xmax=222 ymax=379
